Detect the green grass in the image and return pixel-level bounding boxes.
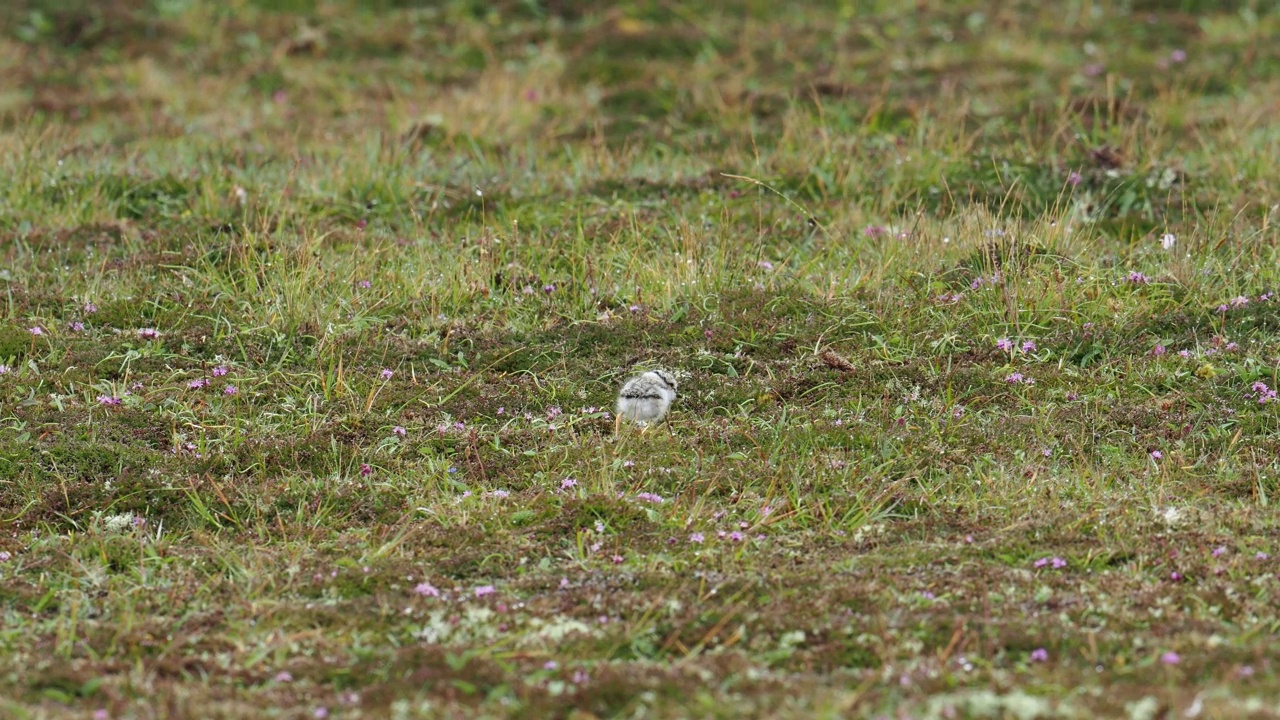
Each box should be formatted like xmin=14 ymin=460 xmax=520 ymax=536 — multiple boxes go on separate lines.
xmin=2 ymin=0 xmax=1280 ymax=717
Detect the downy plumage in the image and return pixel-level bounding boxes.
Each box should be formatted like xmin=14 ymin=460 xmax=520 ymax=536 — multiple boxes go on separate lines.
xmin=615 ymin=370 xmax=678 ymax=429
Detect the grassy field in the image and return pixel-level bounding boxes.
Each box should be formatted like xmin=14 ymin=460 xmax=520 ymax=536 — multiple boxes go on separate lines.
xmin=2 ymin=0 xmax=1280 ymax=717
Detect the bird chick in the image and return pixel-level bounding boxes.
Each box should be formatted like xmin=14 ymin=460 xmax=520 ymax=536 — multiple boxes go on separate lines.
xmin=615 ymin=370 xmax=678 ymax=430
